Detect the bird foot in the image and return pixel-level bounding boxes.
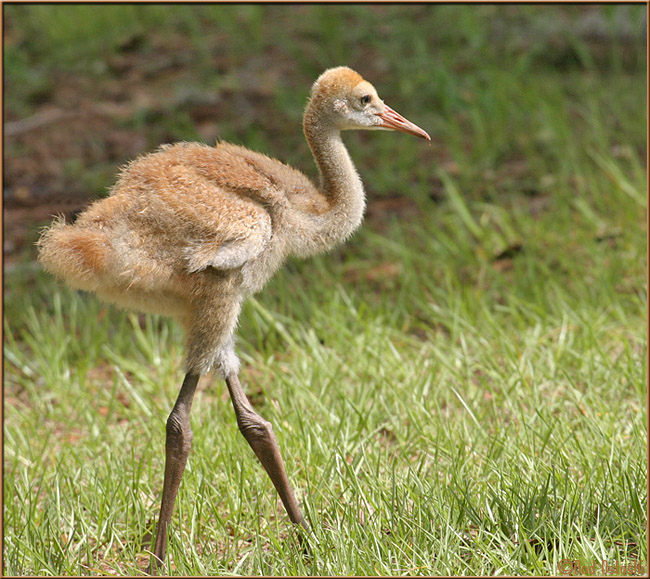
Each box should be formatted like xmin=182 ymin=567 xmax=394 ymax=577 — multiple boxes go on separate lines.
xmin=146 ymin=554 xmax=164 ymax=576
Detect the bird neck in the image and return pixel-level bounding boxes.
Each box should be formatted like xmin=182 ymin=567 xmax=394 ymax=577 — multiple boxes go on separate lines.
xmin=303 ymin=110 xmax=366 ymax=245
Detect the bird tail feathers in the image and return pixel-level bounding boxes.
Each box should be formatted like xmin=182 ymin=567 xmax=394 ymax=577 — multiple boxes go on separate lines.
xmin=37 ymin=217 xmax=108 ymax=293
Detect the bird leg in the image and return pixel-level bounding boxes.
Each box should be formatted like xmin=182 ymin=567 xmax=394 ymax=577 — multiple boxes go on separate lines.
xmin=225 ymin=372 xmax=310 ymax=533
xmin=148 ymin=372 xmax=200 ymax=575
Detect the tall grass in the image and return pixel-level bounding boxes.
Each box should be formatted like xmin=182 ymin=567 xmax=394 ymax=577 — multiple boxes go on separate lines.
xmin=4 ymin=3 xmax=646 ymax=576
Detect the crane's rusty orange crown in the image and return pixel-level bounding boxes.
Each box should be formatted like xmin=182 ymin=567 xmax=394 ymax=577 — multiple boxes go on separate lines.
xmin=311 ymin=66 xmax=365 ymax=96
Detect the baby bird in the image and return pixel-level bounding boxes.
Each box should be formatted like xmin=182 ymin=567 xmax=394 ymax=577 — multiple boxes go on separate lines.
xmin=38 ymin=66 xmax=430 ymax=572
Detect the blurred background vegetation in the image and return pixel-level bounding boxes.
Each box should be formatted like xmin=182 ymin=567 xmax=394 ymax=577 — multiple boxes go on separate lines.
xmin=3 ymin=4 xmax=647 ymax=575
xmin=3 ymin=3 xmax=646 ymax=262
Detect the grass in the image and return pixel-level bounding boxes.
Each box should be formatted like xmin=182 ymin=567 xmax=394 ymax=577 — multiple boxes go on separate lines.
xmin=3 ymin=3 xmax=647 ymax=576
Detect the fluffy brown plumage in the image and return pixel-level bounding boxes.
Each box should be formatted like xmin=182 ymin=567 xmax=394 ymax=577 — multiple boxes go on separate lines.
xmin=37 ymin=66 xmax=430 ymax=572
xmin=39 ymin=140 xmax=326 ymax=372
xmin=39 ymin=66 xmax=429 ymax=375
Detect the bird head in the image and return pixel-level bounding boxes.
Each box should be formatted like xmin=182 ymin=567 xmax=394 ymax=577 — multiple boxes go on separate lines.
xmin=308 ymin=66 xmax=431 ymax=141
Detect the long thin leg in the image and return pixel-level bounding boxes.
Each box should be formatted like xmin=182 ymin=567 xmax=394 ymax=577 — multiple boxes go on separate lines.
xmin=225 ymin=372 xmax=310 ymax=532
xmin=148 ymin=372 xmax=200 ymax=575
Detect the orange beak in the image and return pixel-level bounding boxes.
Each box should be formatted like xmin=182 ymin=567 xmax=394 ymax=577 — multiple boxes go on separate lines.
xmin=378 ymin=105 xmax=431 ymax=141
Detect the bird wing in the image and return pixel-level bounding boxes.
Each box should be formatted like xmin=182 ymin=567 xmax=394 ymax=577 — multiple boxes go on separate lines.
xmin=176 ymin=146 xmax=276 ymax=272
xmin=183 ymin=200 xmax=272 ymax=273
xmin=116 ymin=143 xmax=284 ymax=274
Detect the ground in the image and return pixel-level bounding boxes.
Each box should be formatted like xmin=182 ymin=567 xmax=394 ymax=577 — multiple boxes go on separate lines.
xmin=3 ymin=4 xmax=647 ymax=576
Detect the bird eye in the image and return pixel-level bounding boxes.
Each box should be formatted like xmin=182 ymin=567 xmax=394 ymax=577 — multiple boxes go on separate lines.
xmin=360 ymin=95 xmax=371 ymax=106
